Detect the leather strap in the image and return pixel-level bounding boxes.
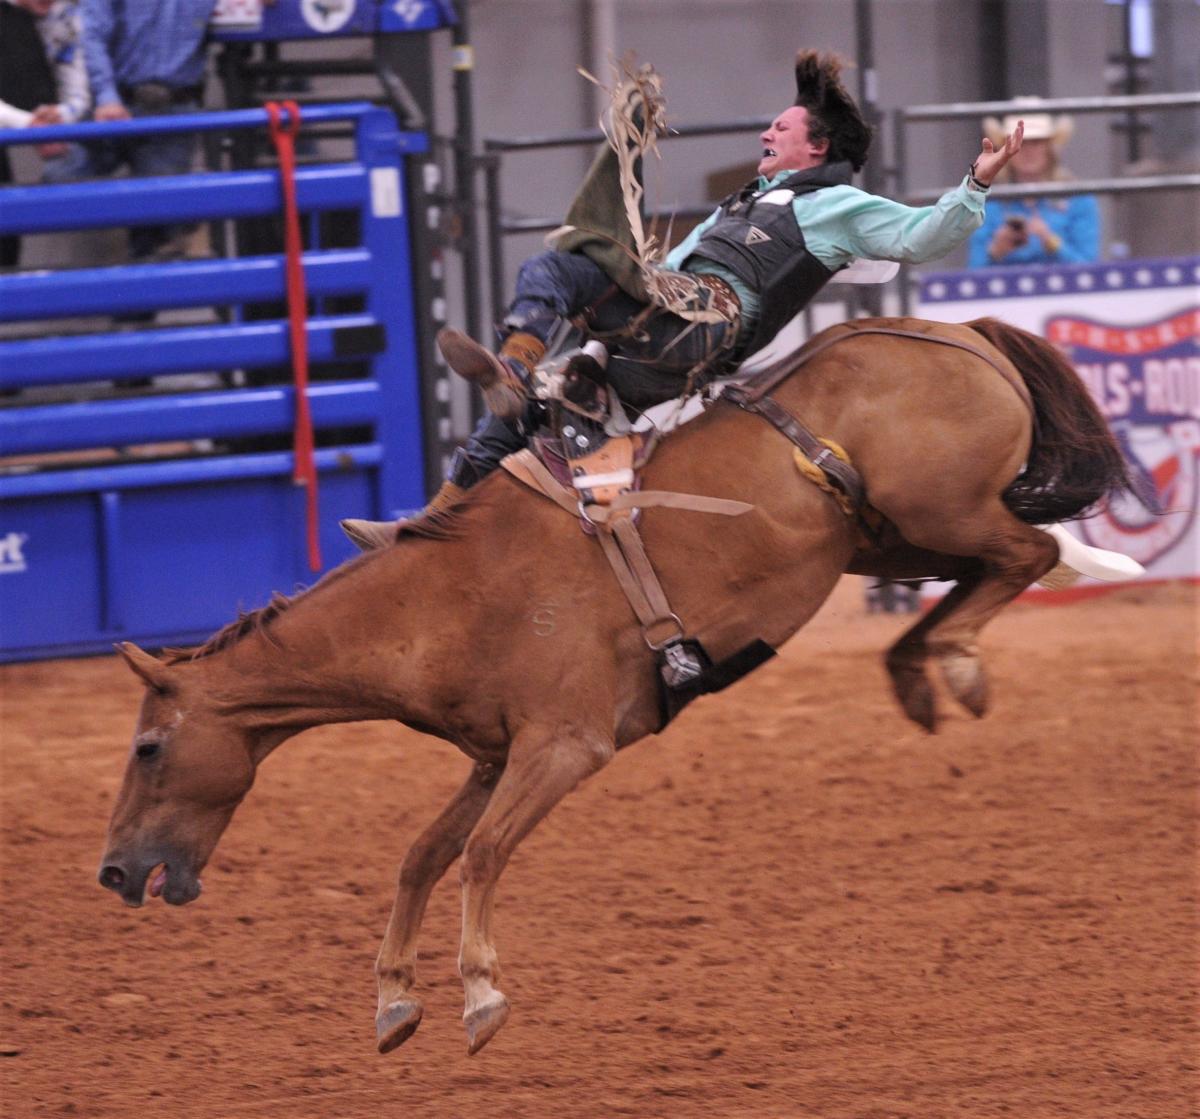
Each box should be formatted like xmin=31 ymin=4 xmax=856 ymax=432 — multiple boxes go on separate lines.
xmin=597 ymin=520 xmax=682 ymax=647
xmin=569 ymin=433 xmax=636 ymax=506
xmin=584 ymin=489 xmax=753 ymax=522
xmin=736 ymin=322 xmax=1034 ymax=416
xmin=501 ymin=450 xmax=753 ymax=523
xmin=502 ymin=450 xmax=579 ymax=517
xmin=723 ymin=386 xmax=865 ymax=510
xmin=501 ymin=449 xmax=752 ymax=647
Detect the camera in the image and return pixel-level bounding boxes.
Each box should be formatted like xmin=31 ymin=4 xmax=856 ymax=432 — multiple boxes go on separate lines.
xmin=1003 ymin=215 xmax=1029 ymax=245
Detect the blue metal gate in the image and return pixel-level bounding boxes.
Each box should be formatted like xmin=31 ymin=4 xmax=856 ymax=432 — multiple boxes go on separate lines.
xmin=0 ymin=103 xmax=428 ymax=661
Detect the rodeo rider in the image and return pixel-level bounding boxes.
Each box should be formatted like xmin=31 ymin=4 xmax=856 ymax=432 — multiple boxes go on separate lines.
xmin=343 ymin=50 xmax=1026 ymax=550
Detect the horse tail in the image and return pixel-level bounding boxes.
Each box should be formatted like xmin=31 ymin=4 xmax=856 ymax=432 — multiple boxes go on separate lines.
xmin=967 ymin=316 xmax=1149 ymax=524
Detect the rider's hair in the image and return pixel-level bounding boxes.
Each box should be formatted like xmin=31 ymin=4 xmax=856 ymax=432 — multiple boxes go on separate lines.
xmin=793 ymin=50 xmax=873 ymax=172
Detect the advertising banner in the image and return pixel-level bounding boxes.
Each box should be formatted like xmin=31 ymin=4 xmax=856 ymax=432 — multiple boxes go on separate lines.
xmin=918 ymin=256 xmax=1199 ymax=586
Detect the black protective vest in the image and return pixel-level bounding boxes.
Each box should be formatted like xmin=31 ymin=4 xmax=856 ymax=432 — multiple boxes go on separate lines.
xmin=684 ymin=162 xmax=854 ymax=354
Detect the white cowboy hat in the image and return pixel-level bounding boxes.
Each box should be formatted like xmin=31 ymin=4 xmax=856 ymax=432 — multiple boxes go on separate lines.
xmin=984 ymin=96 xmax=1074 ymax=147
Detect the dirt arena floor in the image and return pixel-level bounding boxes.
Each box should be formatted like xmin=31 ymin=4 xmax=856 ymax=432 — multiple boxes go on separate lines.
xmin=1 ymin=578 xmax=1196 ymax=1119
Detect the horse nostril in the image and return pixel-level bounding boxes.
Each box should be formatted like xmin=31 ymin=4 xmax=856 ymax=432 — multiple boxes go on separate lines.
xmin=99 ymin=865 xmax=126 ymax=890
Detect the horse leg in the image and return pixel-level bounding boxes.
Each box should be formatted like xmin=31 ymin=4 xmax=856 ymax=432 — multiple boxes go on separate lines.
xmin=457 ymin=725 xmax=615 ymax=1055
xmin=884 ymin=572 xmax=983 ymax=732
xmin=374 ymin=761 xmax=499 ymax=1054
xmin=892 ymin=503 xmax=1059 ymax=724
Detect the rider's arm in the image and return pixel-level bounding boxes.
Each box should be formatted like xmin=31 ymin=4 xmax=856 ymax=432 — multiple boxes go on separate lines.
xmin=798 ymin=180 xmax=987 ymax=270
xmin=967 ymin=202 xmax=1008 ymax=268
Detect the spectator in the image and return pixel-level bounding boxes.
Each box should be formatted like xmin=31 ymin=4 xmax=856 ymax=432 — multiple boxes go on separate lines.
xmin=0 ymin=0 xmax=89 ymax=266
xmin=42 ymin=0 xmax=216 ymax=263
xmin=968 ymin=99 xmax=1100 ymax=267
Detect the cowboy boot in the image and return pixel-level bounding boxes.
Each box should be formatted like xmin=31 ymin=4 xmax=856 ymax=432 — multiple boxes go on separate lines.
xmin=436 ymin=328 xmax=545 ymax=420
xmin=339 ymin=480 xmax=468 ymax=552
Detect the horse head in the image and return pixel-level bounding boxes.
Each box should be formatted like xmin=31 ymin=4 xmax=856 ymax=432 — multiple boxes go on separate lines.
xmin=97 ymin=642 xmax=256 ymax=908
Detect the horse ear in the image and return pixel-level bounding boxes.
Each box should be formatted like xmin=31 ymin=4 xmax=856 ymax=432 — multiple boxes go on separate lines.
xmin=114 ymin=642 xmax=170 ymax=692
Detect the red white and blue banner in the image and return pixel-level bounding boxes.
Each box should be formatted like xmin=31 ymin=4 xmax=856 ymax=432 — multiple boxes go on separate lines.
xmin=919 ymin=257 xmax=1200 ymax=584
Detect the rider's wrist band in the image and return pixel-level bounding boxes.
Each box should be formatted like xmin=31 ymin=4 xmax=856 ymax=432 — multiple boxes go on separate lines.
xmin=968 ymin=163 xmax=990 ymax=192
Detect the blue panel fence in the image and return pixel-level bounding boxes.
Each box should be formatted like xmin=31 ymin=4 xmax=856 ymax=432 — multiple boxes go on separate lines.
xmin=0 ymin=103 xmax=429 ymax=661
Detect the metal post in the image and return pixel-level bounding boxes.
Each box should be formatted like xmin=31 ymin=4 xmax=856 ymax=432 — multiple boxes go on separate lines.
xmin=483 ymin=150 xmax=505 ymax=336
xmin=855 ymin=0 xmax=883 ymax=198
xmin=451 ymin=0 xmax=483 ymax=343
xmin=891 ymin=107 xmax=912 ymax=316
xmin=1123 ymin=0 xmax=1142 ymax=162
xmin=855 ymin=0 xmax=882 ymax=320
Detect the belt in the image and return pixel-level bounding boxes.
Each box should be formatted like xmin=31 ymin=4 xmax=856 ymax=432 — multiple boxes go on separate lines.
xmin=676 ymin=270 xmax=740 ymax=322
xmin=119 ymin=82 xmax=203 ymax=107
xmin=693 ymin=272 xmax=737 ymax=303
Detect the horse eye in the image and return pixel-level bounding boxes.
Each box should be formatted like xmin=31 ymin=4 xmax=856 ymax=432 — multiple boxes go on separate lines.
xmin=135 ymin=741 xmax=161 ymax=761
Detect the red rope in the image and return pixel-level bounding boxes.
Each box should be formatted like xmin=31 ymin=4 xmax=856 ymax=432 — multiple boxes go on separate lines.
xmin=266 ymin=100 xmax=321 ymax=572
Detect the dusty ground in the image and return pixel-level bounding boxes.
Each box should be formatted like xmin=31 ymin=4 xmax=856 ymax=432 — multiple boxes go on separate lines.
xmin=1 ymin=579 xmax=1196 ymax=1119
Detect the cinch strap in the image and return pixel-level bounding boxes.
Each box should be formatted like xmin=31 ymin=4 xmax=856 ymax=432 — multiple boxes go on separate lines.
xmin=266 ymin=100 xmax=321 ymax=572
xmin=500 ymin=448 xmax=752 ymax=643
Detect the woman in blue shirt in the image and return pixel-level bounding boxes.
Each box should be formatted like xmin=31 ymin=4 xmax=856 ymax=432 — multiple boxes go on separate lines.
xmin=968 ymin=105 xmax=1100 ymax=268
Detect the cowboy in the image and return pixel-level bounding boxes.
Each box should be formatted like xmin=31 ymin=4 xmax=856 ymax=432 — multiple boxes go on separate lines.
xmin=344 ymin=51 xmax=1026 ymax=549
xmin=968 ymin=98 xmax=1100 ymax=267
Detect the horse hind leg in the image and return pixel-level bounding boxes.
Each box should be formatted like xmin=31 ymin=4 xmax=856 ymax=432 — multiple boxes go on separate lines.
xmin=374 ymin=762 xmax=498 ymax=1054
xmin=457 ymin=724 xmax=614 ymax=1055
xmin=885 ymin=571 xmax=983 ymax=731
xmin=887 ymin=504 xmax=1059 ymax=729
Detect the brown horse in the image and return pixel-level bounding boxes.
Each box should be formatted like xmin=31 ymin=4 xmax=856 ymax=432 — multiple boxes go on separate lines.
xmin=98 ymin=316 xmax=1133 ymax=1056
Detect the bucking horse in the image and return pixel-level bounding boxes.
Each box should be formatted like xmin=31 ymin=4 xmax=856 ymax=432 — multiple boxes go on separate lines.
xmin=98 ymin=315 xmax=1138 ymax=1055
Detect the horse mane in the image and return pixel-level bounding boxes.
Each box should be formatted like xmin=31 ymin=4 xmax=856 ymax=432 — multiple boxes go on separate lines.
xmin=394 ymin=473 xmax=503 ymax=542
xmin=163 ymin=480 xmax=502 ymax=664
xmin=163 ymin=591 xmax=294 ymax=663
xmin=394 ymin=508 xmax=465 ymax=543
xmin=163 ymin=548 xmax=391 ymax=663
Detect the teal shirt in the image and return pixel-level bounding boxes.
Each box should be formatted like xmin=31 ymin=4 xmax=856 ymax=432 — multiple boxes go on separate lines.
xmin=664 ymin=171 xmax=988 ymax=331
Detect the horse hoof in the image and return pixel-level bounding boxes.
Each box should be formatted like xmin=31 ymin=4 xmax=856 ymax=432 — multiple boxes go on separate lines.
xmin=464 ymin=994 xmax=510 ymax=1056
xmin=376 ymin=997 xmax=423 ymax=1054
xmin=899 ymin=685 xmax=938 ymax=733
xmin=939 ymin=653 xmax=989 ymax=719
xmin=887 ymin=660 xmax=938 ymax=733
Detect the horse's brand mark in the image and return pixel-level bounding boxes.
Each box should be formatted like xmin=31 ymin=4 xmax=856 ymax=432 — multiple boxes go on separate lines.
xmin=531 ymin=602 xmax=557 ymax=637
xmin=0 ymin=532 xmax=28 ymax=574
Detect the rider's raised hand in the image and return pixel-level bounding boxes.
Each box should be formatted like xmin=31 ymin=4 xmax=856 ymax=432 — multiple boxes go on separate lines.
xmin=971 ymin=119 xmax=1024 ymax=187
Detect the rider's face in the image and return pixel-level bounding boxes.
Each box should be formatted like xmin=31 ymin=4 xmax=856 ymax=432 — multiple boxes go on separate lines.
xmin=758 ymin=106 xmax=829 ymax=178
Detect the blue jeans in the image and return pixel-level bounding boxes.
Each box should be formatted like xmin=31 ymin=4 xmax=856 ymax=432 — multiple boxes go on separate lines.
xmin=448 ymin=409 xmax=537 ymax=488
xmin=449 ymin=249 xmax=740 ymax=488
xmin=507 ymin=250 xmax=740 ymax=408
xmin=42 ymin=100 xmax=199 ymax=259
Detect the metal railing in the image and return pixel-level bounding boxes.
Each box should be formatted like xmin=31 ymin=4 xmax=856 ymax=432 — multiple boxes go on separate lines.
xmin=0 ymin=101 xmax=417 ymax=148
xmin=0 ymin=103 xmax=430 ymax=659
xmin=892 ymin=91 xmax=1200 ymax=309
xmin=894 ymin=91 xmax=1200 ymax=203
